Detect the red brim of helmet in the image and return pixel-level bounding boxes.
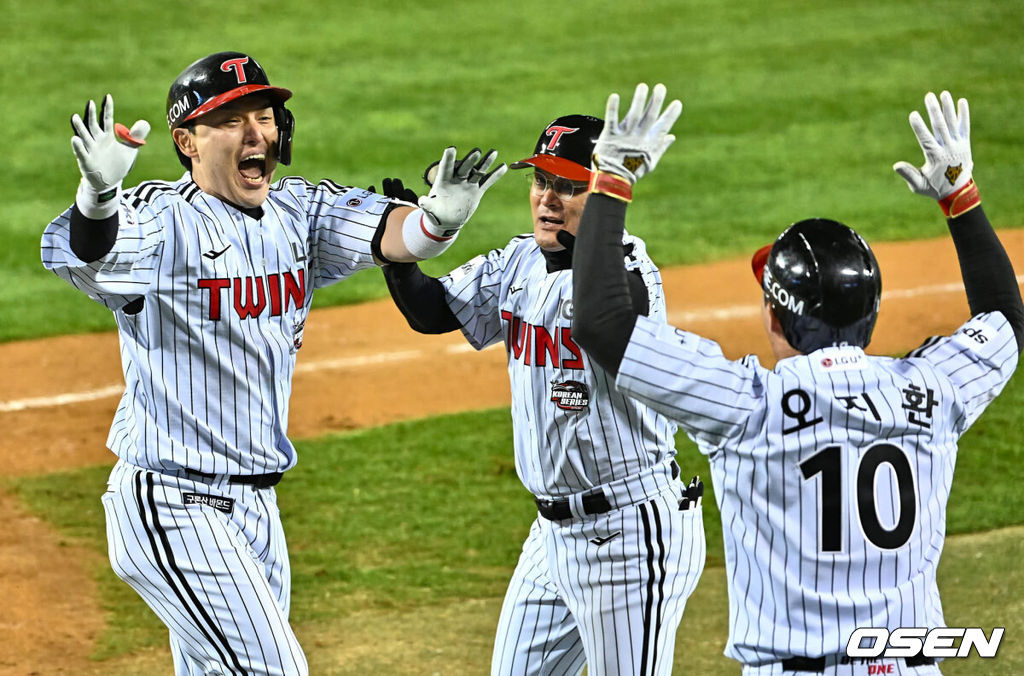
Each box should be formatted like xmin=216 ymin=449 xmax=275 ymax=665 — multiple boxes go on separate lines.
xmin=751 ymin=244 xmax=772 ymax=286
xmin=181 ymin=84 xmax=293 ymax=125
xmin=510 ymin=154 xmax=591 ymax=182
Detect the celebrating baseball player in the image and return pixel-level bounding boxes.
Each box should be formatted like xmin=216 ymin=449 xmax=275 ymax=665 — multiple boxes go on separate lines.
xmin=40 ymin=51 xmax=505 ymax=675
xmin=380 ymin=109 xmax=706 ymax=674
xmin=571 ymin=84 xmax=1022 ymax=675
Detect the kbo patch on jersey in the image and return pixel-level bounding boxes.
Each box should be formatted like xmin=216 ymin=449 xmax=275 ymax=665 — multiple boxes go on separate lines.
xmin=551 ymin=380 xmax=590 ymax=411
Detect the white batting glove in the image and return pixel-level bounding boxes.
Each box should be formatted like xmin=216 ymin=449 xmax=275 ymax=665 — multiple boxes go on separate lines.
xmin=403 ymin=147 xmax=506 ymax=259
xmin=893 ymin=91 xmax=980 ymax=218
xmin=589 ymin=83 xmax=682 ymax=202
xmin=71 ymin=94 xmax=150 ymax=219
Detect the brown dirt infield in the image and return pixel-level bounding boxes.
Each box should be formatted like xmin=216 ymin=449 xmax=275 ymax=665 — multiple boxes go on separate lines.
xmin=2 ymin=232 xmax=1022 ymax=674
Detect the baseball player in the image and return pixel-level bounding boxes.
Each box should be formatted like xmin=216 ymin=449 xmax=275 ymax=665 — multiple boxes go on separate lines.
xmin=381 ymin=110 xmax=706 ymax=675
xmin=571 ymin=84 xmax=1022 ymax=675
xmin=40 ymin=51 xmax=505 ymax=675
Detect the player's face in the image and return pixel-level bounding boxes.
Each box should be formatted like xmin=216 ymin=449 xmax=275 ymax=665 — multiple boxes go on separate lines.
xmin=528 ymin=169 xmax=590 ymax=251
xmin=178 ymin=97 xmax=279 ymax=208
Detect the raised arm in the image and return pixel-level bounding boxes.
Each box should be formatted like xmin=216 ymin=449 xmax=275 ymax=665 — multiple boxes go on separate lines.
xmin=894 ymin=91 xmax=1024 ymax=352
xmin=68 ymin=94 xmax=150 ymax=262
xmin=377 ymin=147 xmax=506 ymax=263
xmin=572 ymin=83 xmax=682 ymax=375
xmin=370 ymin=178 xmax=461 ymax=333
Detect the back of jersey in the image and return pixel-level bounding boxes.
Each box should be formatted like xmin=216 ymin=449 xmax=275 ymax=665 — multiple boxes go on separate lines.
xmin=717 ymin=313 xmax=1016 ymax=662
xmin=614 ymin=311 xmax=1017 ymax=664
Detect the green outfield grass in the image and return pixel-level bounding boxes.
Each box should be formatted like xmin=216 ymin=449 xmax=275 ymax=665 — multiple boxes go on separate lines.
xmin=5 ymin=1 xmax=1023 ymax=673
xmin=7 ymin=371 xmax=1024 ymax=671
xmin=4 ymin=0 xmax=1024 ymax=341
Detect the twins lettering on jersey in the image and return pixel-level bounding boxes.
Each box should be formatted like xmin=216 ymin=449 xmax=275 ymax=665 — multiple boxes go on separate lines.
xmin=198 ymin=269 xmax=305 ymax=320
xmin=501 ymin=310 xmax=584 ymax=368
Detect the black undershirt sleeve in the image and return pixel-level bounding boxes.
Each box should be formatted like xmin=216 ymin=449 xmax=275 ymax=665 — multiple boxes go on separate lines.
xmin=946 ymin=205 xmax=1024 ymax=352
xmin=69 ymin=205 xmax=118 ymax=263
xmin=571 ymin=195 xmax=637 ymax=376
xmin=382 ymin=262 xmax=462 ymax=334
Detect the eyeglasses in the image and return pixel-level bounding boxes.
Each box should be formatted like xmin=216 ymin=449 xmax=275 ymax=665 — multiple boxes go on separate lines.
xmin=529 ymin=171 xmax=589 ymax=200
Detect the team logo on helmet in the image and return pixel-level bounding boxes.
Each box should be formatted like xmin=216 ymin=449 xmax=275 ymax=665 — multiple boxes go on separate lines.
xmin=542 ymin=125 xmax=579 ymax=152
xmin=220 ymin=56 xmax=250 ymax=83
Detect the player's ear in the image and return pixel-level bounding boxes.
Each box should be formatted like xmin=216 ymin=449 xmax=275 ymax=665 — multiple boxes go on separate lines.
xmin=173 ymin=127 xmax=199 ymax=160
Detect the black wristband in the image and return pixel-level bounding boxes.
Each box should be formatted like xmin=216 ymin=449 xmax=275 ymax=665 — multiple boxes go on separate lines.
xmin=70 ymin=204 xmax=118 ymax=263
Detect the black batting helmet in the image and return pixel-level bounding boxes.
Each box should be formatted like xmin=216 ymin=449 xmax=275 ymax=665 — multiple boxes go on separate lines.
xmin=166 ymin=51 xmax=295 ymax=168
xmin=751 ymin=218 xmax=881 ymax=354
xmin=510 ymin=114 xmax=603 ymax=181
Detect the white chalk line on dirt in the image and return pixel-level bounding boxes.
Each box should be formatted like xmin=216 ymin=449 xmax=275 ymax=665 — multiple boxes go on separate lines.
xmin=3 ymin=276 xmax=1020 ymax=414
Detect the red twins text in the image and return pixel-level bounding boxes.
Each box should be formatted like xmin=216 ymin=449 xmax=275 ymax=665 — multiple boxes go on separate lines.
xmin=501 ymin=311 xmax=584 ymax=368
xmin=198 ymin=269 xmax=305 ymax=320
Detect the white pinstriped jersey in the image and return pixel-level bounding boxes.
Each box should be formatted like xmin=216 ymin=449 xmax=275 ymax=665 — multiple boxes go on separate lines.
xmin=615 ymin=311 xmax=1017 ymax=665
xmin=42 ymin=172 xmax=390 ymax=475
xmin=441 ymin=233 xmax=678 ymax=498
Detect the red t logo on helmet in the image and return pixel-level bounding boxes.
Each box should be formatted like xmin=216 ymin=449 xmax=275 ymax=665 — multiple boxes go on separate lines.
xmin=221 ymin=57 xmax=250 ymax=84
xmin=544 ymin=125 xmax=579 ymax=151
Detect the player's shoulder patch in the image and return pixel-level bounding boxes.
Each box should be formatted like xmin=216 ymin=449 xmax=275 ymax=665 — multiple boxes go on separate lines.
xmin=950 ymin=313 xmax=1005 ymax=352
xmin=311 ymin=180 xmax=380 ymax=213
xmin=447 ymin=254 xmax=488 ymax=284
xmin=909 ymin=312 xmax=1010 ymax=359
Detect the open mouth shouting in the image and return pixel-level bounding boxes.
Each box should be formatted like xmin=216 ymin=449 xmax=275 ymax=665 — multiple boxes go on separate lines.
xmin=238 ymin=152 xmax=268 ymax=185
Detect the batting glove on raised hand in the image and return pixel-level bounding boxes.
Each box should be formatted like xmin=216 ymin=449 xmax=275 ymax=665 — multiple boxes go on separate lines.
xmin=419 ymin=147 xmax=506 ymax=231
xmin=71 ymin=94 xmax=150 ymax=218
xmin=589 ymin=83 xmax=681 ymax=202
xmin=402 ymin=147 xmax=506 ymax=259
xmin=893 ymin=91 xmax=979 ymax=218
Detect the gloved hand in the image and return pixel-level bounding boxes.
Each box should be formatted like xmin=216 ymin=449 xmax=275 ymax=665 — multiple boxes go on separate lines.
xmin=369 ymin=177 xmax=419 ymax=204
xmin=893 ymin=91 xmax=979 ymax=218
xmin=71 ymin=94 xmax=150 ymax=218
xmin=591 ymin=83 xmax=682 ymax=188
xmin=417 ymin=147 xmax=506 ymax=239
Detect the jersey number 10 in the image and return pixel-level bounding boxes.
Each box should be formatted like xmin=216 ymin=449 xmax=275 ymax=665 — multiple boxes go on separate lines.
xmin=800 ymin=444 xmax=917 ymax=552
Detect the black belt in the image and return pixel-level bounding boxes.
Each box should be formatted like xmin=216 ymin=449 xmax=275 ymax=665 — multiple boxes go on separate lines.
xmin=781 ymin=654 xmax=935 ymax=672
xmin=535 ymin=491 xmax=612 ymax=521
xmin=183 ymin=469 xmax=284 ymax=489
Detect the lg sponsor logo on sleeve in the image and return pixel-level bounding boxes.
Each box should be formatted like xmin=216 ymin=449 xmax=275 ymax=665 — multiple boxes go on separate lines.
xmin=846 ymin=627 xmax=1004 ymax=660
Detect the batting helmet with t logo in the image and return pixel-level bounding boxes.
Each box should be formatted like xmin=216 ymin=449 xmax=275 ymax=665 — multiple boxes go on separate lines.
xmin=166 ymin=51 xmax=295 ymax=168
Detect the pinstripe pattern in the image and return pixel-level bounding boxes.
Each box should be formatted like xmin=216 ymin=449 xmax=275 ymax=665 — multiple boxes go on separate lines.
xmin=42 ymin=173 xmax=388 ymax=475
xmin=44 ymin=172 xmax=398 ymax=673
xmin=441 ymin=234 xmax=704 ymax=673
xmin=440 ymin=233 xmax=675 ymax=498
xmin=492 ymin=483 xmax=705 ymax=676
xmin=616 ymin=312 xmax=1017 ymax=668
xmin=103 ymin=459 xmax=306 ymax=675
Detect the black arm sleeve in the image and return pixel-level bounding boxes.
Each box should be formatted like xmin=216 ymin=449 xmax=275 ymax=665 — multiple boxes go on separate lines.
xmin=947 ymin=205 xmax=1024 ymax=352
xmin=70 ymin=205 xmax=118 ymax=263
xmin=382 ymin=262 xmax=462 ymax=334
xmin=571 ymin=195 xmax=638 ymax=376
